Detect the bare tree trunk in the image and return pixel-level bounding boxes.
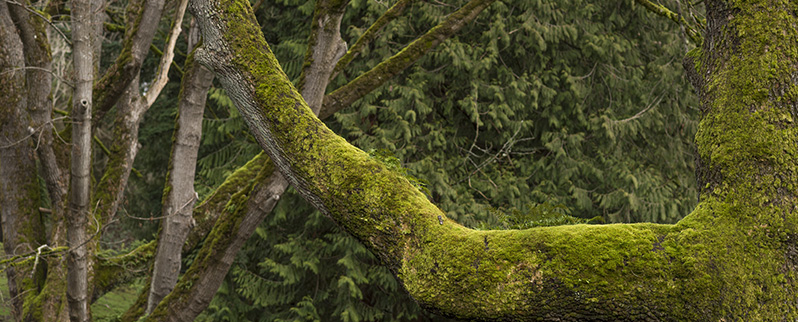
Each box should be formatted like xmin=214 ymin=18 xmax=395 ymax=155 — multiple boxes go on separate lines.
xmin=67 ymin=0 xmax=94 ymax=318
xmin=294 ymin=0 xmax=348 ymax=114
xmin=147 ymin=47 xmax=214 ymax=314
xmin=144 ymin=2 xmax=354 ymax=318
xmin=92 ymin=0 xmax=166 ymax=123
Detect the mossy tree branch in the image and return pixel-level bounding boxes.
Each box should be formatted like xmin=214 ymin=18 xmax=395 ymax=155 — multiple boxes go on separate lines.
xmin=91 ymin=241 xmax=156 ymax=302
xmin=634 ymin=0 xmax=702 ymax=44
xmin=189 ymin=0 xmax=798 ymax=319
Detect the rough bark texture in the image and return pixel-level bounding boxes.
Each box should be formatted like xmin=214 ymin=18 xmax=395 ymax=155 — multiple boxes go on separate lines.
xmin=6 ymin=4 xmax=71 ymax=320
xmin=67 ymin=0 xmax=94 ymax=319
xmin=190 ymin=0 xmax=798 ymax=319
xmin=144 ymin=0 xmax=353 ymax=314
xmin=147 ymin=49 xmax=214 ymax=314
xmin=147 ymin=160 xmax=289 ymax=322
xmin=0 ymin=3 xmax=46 ymax=319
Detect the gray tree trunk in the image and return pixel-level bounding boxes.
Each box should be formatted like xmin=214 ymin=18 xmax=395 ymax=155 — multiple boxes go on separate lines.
xmin=66 ymin=0 xmax=94 ymax=318
xmin=147 ymin=48 xmax=214 ymax=314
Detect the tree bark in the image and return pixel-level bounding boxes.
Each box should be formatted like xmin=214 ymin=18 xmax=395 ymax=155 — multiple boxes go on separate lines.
xmin=294 ymin=0 xmax=348 ymax=114
xmin=190 ymin=0 xmax=798 ymax=319
xmin=145 ymin=1 xmax=347 ymax=316
xmin=67 ymin=0 xmax=94 ymax=319
xmin=0 ymin=3 xmax=46 ymax=319
xmin=147 ymin=47 xmax=214 ymax=314
xmin=92 ymin=0 xmax=166 ymax=124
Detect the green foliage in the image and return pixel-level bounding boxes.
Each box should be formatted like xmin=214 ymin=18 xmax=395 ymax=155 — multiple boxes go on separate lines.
xmin=91 ymin=279 xmax=146 ymax=322
xmin=195 ymin=87 xmax=263 ymax=199
xmin=333 ymin=0 xmax=699 ymax=225
xmin=198 ymin=189 xmax=453 ymax=322
xmin=196 ymin=0 xmax=700 ymax=320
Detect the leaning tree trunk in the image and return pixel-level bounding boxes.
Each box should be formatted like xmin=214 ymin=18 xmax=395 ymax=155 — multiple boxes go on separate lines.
xmin=190 ymin=0 xmax=798 ymax=319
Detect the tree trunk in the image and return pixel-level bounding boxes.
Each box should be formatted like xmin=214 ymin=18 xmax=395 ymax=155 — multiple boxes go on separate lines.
xmin=145 ymin=1 xmax=347 ymax=316
xmin=0 ymin=3 xmax=46 ymax=319
xmin=190 ymin=0 xmax=798 ymax=319
xmin=147 ymin=48 xmax=214 ymax=314
xmin=67 ymin=0 xmax=94 ymax=318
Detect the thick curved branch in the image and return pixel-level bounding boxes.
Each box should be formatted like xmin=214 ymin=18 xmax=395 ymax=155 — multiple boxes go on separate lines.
xmin=187 ymin=0 xmax=727 ymax=319
xmin=319 ymin=0 xmax=495 ymax=119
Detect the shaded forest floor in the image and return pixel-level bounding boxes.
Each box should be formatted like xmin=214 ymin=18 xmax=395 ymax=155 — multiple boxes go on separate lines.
xmin=0 ymin=243 xmax=142 ymax=321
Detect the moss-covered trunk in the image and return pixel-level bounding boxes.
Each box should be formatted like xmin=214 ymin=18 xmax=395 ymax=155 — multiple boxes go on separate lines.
xmin=0 ymin=3 xmax=47 ymax=320
xmin=190 ymin=0 xmax=798 ymax=319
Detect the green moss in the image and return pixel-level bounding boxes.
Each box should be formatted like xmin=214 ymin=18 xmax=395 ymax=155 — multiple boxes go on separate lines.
xmin=197 ymin=0 xmax=798 ymax=318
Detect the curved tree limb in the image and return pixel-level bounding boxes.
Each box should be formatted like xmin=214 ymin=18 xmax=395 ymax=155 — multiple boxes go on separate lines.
xmin=190 ymin=0 xmax=798 ymax=319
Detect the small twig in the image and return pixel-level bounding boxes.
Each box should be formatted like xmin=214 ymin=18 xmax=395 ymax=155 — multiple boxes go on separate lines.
xmin=0 ymin=116 xmax=68 ymax=149
xmin=0 ymin=66 xmax=73 ymax=88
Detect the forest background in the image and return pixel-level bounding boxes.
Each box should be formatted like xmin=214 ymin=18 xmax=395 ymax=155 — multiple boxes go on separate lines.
xmin=0 ymin=0 xmax=700 ymax=320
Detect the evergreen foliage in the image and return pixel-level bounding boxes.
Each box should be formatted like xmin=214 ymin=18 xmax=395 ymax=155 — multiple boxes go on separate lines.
xmin=194 ymin=0 xmax=699 ymax=320
xmin=333 ymin=0 xmax=699 ymax=225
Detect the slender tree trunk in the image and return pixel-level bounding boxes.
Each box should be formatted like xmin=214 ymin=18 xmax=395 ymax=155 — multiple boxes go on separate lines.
xmin=67 ymin=0 xmax=94 ymax=318
xmin=295 ymin=0 xmax=348 ymax=114
xmin=145 ymin=1 xmax=347 ymax=316
xmin=6 ymin=4 xmax=71 ymax=320
xmin=147 ymin=47 xmax=214 ymax=314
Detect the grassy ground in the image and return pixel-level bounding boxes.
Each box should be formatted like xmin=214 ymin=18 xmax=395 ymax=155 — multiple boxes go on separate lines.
xmin=0 ymin=243 xmax=11 ymax=320
xmin=92 ymin=279 xmax=145 ymax=321
xmin=0 ymin=243 xmax=143 ymax=321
